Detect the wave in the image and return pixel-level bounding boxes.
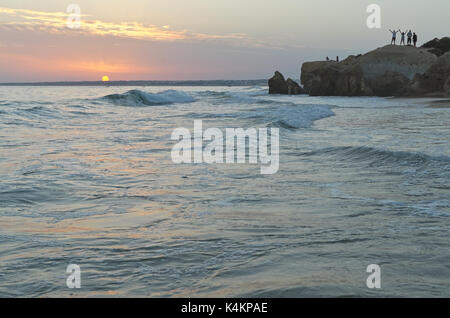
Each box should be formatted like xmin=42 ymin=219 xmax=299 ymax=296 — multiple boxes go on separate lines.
xmin=195 ymin=91 xmax=334 ymax=129
xmin=300 ymin=146 xmax=450 ymax=167
xmin=102 ymin=89 xmax=196 ymax=106
xmin=183 ymin=103 xmax=334 ymax=129
xmin=197 ymin=90 xmax=259 ymax=104
xmin=267 ymin=104 xmax=335 ymax=129
xmin=197 ymin=89 xmax=286 ymax=106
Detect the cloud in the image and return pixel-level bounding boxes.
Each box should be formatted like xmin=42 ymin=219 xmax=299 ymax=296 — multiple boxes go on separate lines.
xmin=0 ymin=7 xmax=247 ymax=42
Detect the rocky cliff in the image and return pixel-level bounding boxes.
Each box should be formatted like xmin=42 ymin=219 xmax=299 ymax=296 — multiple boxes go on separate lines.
xmin=298 ymin=37 xmax=450 ymax=97
xmin=408 ymin=52 xmax=450 ymax=96
xmin=445 ymin=76 xmax=450 ymax=97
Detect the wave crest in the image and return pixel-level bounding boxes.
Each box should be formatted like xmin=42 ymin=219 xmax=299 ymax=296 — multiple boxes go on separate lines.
xmin=301 ymin=146 xmax=450 ymax=167
xmin=102 ymin=89 xmax=195 ymax=106
xmin=268 ymin=105 xmax=335 ymax=129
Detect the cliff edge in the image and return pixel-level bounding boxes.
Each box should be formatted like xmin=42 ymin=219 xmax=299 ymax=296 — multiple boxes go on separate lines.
xmin=298 ymin=37 xmax=450 ymax=97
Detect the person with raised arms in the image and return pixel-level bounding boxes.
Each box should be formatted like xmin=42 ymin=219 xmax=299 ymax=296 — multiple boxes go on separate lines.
xmin=389 ymin=29 xmax=400 ymax=45
xmin=399 ymin=29 xmax=407 ymax=45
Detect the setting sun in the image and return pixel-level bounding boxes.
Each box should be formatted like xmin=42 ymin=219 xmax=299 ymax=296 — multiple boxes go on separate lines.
xmin=102 ymin=75 xmax=110 ymax=82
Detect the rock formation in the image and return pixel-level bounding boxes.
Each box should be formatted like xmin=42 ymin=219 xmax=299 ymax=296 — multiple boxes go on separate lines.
xmin=422 ymin=37 xmax=450 ymax=57
xmin=300 ymin=42 xmax=450 ymax=97
xmin=367 ymin=71 xmax=410 ymax=97
xmin=301 ymin=61 xmax=367 ymax=96
xmin=268 ymin=37 xmax=450 ymax=97
xmin=268 ymin=71 xmax=287 ymax=94
xmin=408 ymin=52 xmax=450 ymax=96
xmin=268 ymin=71 xmax=304 ymax=95
xmin=445 ymin=76 xmax=450 ymax=97
xmin=286 ymin=78 xmax=304 ymax=94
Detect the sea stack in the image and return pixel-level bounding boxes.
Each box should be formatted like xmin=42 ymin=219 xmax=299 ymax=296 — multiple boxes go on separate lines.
xmin=268 ymin=71 xmax=304 ymax=95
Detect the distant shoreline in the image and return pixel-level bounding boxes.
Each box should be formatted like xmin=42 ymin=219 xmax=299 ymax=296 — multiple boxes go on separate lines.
xmin=0 ymin=79 xmax=267 ymax=87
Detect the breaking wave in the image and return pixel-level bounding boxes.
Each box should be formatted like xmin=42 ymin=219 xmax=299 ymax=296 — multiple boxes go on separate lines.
xmin=102 ymin=89 xmax=196 ymax=106
xmin=267 ymin=104 xmax=335 ymax=129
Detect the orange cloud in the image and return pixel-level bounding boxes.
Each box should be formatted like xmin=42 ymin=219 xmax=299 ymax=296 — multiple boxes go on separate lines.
xmin=0 ymin=7 xmax=247 ymax=42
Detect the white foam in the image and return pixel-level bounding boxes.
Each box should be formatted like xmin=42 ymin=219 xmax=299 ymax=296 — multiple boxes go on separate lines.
xmin=104 ymin=89 xmax=196 ymax=106
xmin=268 ymin=104 xmax=335 ymax=129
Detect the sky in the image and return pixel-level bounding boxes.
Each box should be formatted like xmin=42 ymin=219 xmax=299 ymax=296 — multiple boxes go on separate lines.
xmin=0 ymin=0 xmax=449 ymax=82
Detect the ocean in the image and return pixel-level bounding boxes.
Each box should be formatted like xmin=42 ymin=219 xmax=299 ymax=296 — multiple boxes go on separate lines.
xmin=0 ymin=85 xmax=448 ymax=297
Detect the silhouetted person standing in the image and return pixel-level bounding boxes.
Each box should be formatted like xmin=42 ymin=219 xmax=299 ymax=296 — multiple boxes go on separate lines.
xmin=407 ymin=30 xmax=412 ymax=45
xmin=413 ymin=32 xmax=418 ymax=47
xmin=389 ymin=29 xmax=399 ymax=45
xmin=399 ymin=30 xmax=406 ymax=45
xmin=336 ymin=56 xmax=339 ymax=62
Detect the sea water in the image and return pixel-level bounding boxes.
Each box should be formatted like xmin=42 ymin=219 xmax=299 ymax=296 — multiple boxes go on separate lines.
xmin=0 ymin=85 xmax=448 ymax=297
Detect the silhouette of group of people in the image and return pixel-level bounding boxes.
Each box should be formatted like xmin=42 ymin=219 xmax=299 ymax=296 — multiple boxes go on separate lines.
xmin=389 ymin=29 xmax=418 ymax=47
xmin=326 ymin=56 xmax=339 ymax=62
xmin=324 ymin=29 xmax=418 ymax=62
